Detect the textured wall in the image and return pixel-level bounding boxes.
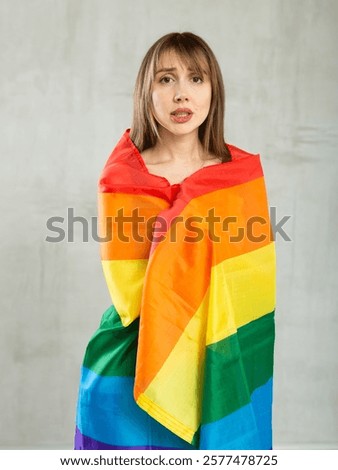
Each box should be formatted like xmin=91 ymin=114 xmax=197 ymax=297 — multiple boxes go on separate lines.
xmin=0 ymin=0 xmax=337 ymax=449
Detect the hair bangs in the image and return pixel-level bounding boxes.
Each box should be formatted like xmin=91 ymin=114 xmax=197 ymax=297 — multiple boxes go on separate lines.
xmin=152 ymin=38 xmax=210 ymax=81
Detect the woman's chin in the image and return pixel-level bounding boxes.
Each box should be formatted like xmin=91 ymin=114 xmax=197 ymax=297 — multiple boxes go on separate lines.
xmin=157 ymin=122 xmax=200 ymax=139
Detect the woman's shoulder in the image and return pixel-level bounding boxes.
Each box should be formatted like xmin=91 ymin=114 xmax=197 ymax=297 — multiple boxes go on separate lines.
xmin=227 ymin=143 xmax=260 ymax=161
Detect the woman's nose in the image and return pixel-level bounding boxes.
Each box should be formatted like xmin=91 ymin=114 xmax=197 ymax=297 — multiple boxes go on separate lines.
xmin=173 ymin=83 xmax=189 ymax=102
xmin=174 ymin=93 xmax=188 ymax=102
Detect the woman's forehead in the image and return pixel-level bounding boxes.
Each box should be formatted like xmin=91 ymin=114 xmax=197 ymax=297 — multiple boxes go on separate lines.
xmin=154 ymin=49 xmax=209 ymax=74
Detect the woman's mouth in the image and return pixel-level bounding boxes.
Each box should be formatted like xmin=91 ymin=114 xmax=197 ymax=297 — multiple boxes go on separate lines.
xmin=170 ymin=108 xmax=193 ymax=123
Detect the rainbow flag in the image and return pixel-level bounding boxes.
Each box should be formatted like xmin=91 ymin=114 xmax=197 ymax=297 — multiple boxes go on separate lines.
xmin=75 ymin=130 xmax=276 ymax=450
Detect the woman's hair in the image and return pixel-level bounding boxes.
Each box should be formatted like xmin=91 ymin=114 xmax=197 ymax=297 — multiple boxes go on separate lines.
xmin=130 ymin=32 xmax=231 ymax=162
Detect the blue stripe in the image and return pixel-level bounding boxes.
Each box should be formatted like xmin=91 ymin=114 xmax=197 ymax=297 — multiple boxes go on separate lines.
xmin=200 ymin=378 xmax=273 ymax=449
xmin=75 ymin=367 xmax=194 ymax=449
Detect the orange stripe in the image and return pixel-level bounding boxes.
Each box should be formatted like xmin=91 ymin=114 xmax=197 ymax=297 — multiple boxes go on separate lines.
xmin=149 ymin=177 xmax=273 ymax=260
xmin=135 ymin=236 xmax=210 ymax=398
xmin=205 ymin=176 xmax=272 ymax=264
xmin=135 ymin=177 xmax=272 ymax=395
xmin=98 ymin=192 xmax=169 ymax=260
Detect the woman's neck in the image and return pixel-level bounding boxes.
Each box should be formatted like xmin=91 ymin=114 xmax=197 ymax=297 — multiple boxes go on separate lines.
xmin=151 ymin=127 xmax=205 ymax=163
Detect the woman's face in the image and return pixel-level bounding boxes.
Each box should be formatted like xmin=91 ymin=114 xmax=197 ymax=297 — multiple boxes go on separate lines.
xmin=151 ymin=50 xmax=212 ymax=139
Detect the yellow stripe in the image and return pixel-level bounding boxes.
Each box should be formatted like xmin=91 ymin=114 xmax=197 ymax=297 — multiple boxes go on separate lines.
xmin=136 ymin=393 xmax=195 ymax=443
xmin=101 ymin=259 xmax=148 ymax=326
xmin=137 ymin=292 xmax=209 ymax=442
xmin=206 ymin=242 xmax=276 ymax=345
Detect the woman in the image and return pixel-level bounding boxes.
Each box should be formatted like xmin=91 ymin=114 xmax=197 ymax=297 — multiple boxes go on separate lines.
xmin=74 ymin=32 xmax=276 ymax=450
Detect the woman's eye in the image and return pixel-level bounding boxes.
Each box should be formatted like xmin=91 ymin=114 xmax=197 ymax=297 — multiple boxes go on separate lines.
xmin=192 ymin=76 xmax=203 ymax=83
xmin=159 ymin=76 xmax=173 ymax=84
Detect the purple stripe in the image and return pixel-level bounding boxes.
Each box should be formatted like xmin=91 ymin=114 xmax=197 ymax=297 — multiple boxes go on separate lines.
xmin=74 ymin=427 xmax=180 ymax=450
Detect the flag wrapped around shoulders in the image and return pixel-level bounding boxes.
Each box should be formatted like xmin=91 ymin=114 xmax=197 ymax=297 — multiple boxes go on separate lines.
xmin=97 ymin=129 xmax=276 ymax=449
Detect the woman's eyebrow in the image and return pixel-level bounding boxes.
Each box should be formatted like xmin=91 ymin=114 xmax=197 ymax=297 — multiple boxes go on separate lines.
xmin=155 ymin=67 xmax=208 ymax=75
xmin=155 ymin=67 xmax=177 ymax=74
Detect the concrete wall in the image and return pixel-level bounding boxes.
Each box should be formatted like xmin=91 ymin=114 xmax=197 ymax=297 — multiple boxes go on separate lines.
xmin=0 ymin=0 xmax=337 ymax=449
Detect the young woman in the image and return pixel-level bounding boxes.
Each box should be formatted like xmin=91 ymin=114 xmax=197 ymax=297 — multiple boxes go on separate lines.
xmin=74 ymin=32 xmax=276 ymax=450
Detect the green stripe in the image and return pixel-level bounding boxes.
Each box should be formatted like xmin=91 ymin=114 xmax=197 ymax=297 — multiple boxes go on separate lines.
xmin=82 ymin=304 xmax=139 ymax=377
xmin=202 ymin=311 xmax=275 ymax=424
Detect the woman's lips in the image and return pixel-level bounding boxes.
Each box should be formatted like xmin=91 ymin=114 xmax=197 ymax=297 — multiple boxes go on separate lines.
xmin=170 ymin=108 xmax=193 ymax=123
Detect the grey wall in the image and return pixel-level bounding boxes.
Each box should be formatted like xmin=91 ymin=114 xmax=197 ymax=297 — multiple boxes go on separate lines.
xmin=0 ymin=0 xmax=337 ymax=449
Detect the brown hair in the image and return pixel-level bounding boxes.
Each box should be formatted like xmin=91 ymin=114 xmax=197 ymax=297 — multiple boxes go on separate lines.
xmin=130 ymin=32 xmax=231 ymax=162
